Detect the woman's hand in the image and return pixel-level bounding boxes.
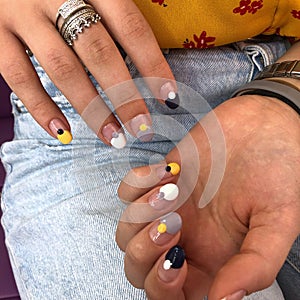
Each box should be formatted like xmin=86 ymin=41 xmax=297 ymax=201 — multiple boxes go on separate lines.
xmin=116 ymin=95 xmax=300 ymax=299
xmin=0 ymin=0 xmax=176 ymax=146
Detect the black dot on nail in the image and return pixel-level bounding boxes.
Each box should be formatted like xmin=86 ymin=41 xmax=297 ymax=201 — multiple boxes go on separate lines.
xmin=57 ymin=129 xmax=64 ymax=135
xmin=165 ymin=166 xmax=172 ymax=172
xmin=165 ymin=93 xmax=180 ymax=109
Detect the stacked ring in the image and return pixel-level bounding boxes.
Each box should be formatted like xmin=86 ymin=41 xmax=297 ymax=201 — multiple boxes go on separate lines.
xmin=56 ymin=0 xmax=101 ymax=46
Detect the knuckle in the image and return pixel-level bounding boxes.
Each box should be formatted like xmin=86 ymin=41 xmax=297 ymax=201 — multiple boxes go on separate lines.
xmin=126 ymin=240 xmax=145 ymax=266
xmin=125 ymin=243 xmax=146 ymax=288
xmin=5 ymin=61 xmax=32 ymax=87
xmin=121 ymin=12 xmax=148 ymax=40
xmin=28 ymin=99 xmax=48 ymax=117
xmin=143 ymin=56 xmax=167 ymax=75
xmin=110 ymin=85 xmax=141 ymax=108
xmin=46 ymin=49 xmax=77 ymax=81
xmin=86 ymin=38 xmax=115 ymax=65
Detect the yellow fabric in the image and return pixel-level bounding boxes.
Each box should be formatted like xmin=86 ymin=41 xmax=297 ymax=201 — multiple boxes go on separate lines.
xmin=133 ymin=0 xmax=300 ymax=48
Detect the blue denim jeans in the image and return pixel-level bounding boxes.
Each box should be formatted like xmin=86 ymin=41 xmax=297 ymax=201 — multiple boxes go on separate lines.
xmin=1 ymin=39 xmax=298 ymax=299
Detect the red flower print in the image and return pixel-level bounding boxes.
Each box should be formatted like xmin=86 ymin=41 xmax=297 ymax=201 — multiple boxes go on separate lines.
xmin=183 ymin=39 xmax=196 ymax=49
xmin=233 ymin=0 xmax=251 ymax=15
xmin=291 ymin=10 xmax=300 ymax=19
xmin=152 ymin=0 xmax=167 ymax=7
xmin=183 ymin=31 xmax=216 ymax=49
xmin=250 ymin=0 xmax=263 ymax=13
xmin=233 ymin=0 xmax=263 ymax=15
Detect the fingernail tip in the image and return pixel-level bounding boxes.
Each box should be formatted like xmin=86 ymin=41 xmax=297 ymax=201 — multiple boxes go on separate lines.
xmin=165 ymin=245 xmax=186 ymax=269
xmin=165 ymin=93 xmax=180 ymax=109
xmin=111 ymin=132 xmax=127 ymax=149
xmin=57 ymin=130 xmax=73 ymax=144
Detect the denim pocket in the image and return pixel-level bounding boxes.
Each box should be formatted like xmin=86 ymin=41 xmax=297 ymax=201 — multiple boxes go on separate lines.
xmin=234 ymin=37 xmax=290 ymax=80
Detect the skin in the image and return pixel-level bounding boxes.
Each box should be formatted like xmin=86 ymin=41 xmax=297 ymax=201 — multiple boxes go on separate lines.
xmin=1 ymin=1 xmax=300 ymax=298
xmin=0 ymin=0 xmax=175 ymax=142
xmin=116 ymin=95 xmax=300 ymax=300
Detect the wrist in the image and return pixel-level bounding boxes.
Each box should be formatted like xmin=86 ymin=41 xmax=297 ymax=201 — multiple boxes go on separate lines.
xmin=265 ymin=77 xmax=300 ymax=91
xmin=232 ymin=80 xmax=300 ymax=115
xmin=225 ymin=94 xmax=300 ymax=134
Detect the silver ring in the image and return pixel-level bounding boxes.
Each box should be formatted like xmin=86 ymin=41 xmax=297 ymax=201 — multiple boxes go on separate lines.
xmin=56 ymin=0 xmax=101 ymax=46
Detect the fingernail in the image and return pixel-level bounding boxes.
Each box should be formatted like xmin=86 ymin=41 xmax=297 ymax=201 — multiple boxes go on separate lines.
xmin=102 ymin=122 xmax=126 ymax=149
xmin=160 ymin=82 xmax=180 ymax=109
xmin=156 ymin=162 xmax=181 ymax=179
xmin=49 ymin=119 xmax=72 ymax=144
xmin=221 ymin=290 xmax=247 ymax=300
xmin=149 ymin=212 xmax=182 ymax=245
xmin=129 ymin=114 xmax=153 ymax=142
xmin=148 ymin=183 xmax=179 ymax=210
xmin=158 ymin=245 xmax=185 ymax=282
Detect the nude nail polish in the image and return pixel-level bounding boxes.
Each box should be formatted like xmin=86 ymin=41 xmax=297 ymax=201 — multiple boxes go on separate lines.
xmin=221 ymin=290 xmax=247 ymax=300
xmin=148 ymin=183 xmax=179 ymax=210
xmin=102 ymin=122 xmax=126 ymax=149
xmin=160 ymin=82 xmax=180 ymax=109
xmin=49 ymin=119 xmax=72 ymax=144
xmin=158 ymin=245 xmax=185 ymax=282
xmin=129 ymin=114 xmax=153 ymax=142
xmin=156 ymin=162 xmax=181 ymax=179
xmin=149 ymin=212 xmax=182 ymax=245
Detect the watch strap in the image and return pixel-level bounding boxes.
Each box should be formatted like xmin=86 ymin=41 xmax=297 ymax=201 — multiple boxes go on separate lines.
xmin=232 ymin=80 xmax=300 ymax=114
xmin=255 ymin=60 xmax=300 ymax=80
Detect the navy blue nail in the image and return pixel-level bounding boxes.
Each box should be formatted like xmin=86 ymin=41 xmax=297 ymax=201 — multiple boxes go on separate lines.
xmin=165 ymin=92 xmax=180 ymax=109
xmin=163 ymin=245 xmax=185 ymax=270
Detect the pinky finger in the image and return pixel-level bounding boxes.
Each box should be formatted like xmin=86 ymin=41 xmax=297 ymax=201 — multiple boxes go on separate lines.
xmin=144 ymin=245 xmax=187 ymax=300
xmin=0 ymin=31 xmax=72 ymax=144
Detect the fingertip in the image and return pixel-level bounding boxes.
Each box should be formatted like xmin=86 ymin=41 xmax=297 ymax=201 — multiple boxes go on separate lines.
xmin=101 ymin=122 xmax=127 ymax=149
xmin=159 ymin=81 xmax=180 ymax=109
xmin=145 ymin=245 xmax=187 ymax=299
xmin=158 ymin=245 xmax=186 ymax=281
xmin=49 ymin=118 xmax=73 ymax=144
xmin=128 ymin=113 xmax=154 ymax=142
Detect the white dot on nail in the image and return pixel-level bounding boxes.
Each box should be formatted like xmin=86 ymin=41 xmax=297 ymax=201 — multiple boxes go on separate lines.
xmin=111 ymin=133 xmax=127 ymax=149
xmin=159 ymin=183 xmax=179 ymax=201
xmin=163 ymin=260 xmax=172 ymax=270
xmin=168 ymin=91 xmax=176 ymax=100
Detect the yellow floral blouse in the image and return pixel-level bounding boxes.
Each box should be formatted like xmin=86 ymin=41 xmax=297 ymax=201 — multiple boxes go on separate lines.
xmin=133 ymin=0 xmax=300 ymax=48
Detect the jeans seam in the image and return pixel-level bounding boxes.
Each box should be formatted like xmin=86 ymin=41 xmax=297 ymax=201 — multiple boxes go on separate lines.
xmin=286 ymin=257 xmax=300 ymax=274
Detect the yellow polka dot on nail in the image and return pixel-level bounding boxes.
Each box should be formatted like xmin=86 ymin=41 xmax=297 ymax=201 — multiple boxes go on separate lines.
xmin=57 ymin=130 xmax=73 ymax=144
xmin=167 ymin=162 xmax=181 ymax=176
xmin=139 ymin=124 xmax=148 ymax=131
xmin=157 ymin=223 xmax=167 ymax=234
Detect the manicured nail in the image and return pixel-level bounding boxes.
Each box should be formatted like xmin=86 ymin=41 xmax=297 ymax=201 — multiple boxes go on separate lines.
xmin=149 ymin=212 xmax=182 ymax=245
xmin=129 ymin=114 xmax=153 ymax=142
xmin=156 ymin=162 xmax=181 ymax=179
xmin=102 ymin=122 xmax=126 ymax=149
xmin=158 ymin=245 xmax=185 ymax=282
xmin=49 ymin=119 xmax=72 ymax=144
xmin=160 ymin=82 xmax=180 ymax=109
xmin=148 ymin=183 xmax=179 ymax=210
xmin=221 ymin=290 xmax=247 ymax=300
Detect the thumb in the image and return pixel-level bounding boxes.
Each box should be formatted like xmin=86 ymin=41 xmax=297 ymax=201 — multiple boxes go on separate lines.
xmin=144 ymin=245 xmax=187 ymax=300
xmin=208 ymin=222 xmax=297 ymax=300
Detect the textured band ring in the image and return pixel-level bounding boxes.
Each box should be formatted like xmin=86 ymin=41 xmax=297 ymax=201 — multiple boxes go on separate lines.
xmin=56 ymin=0 xmax=101 ymax=46
xmin=56 ymin=0 xmax=87 ymax=29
